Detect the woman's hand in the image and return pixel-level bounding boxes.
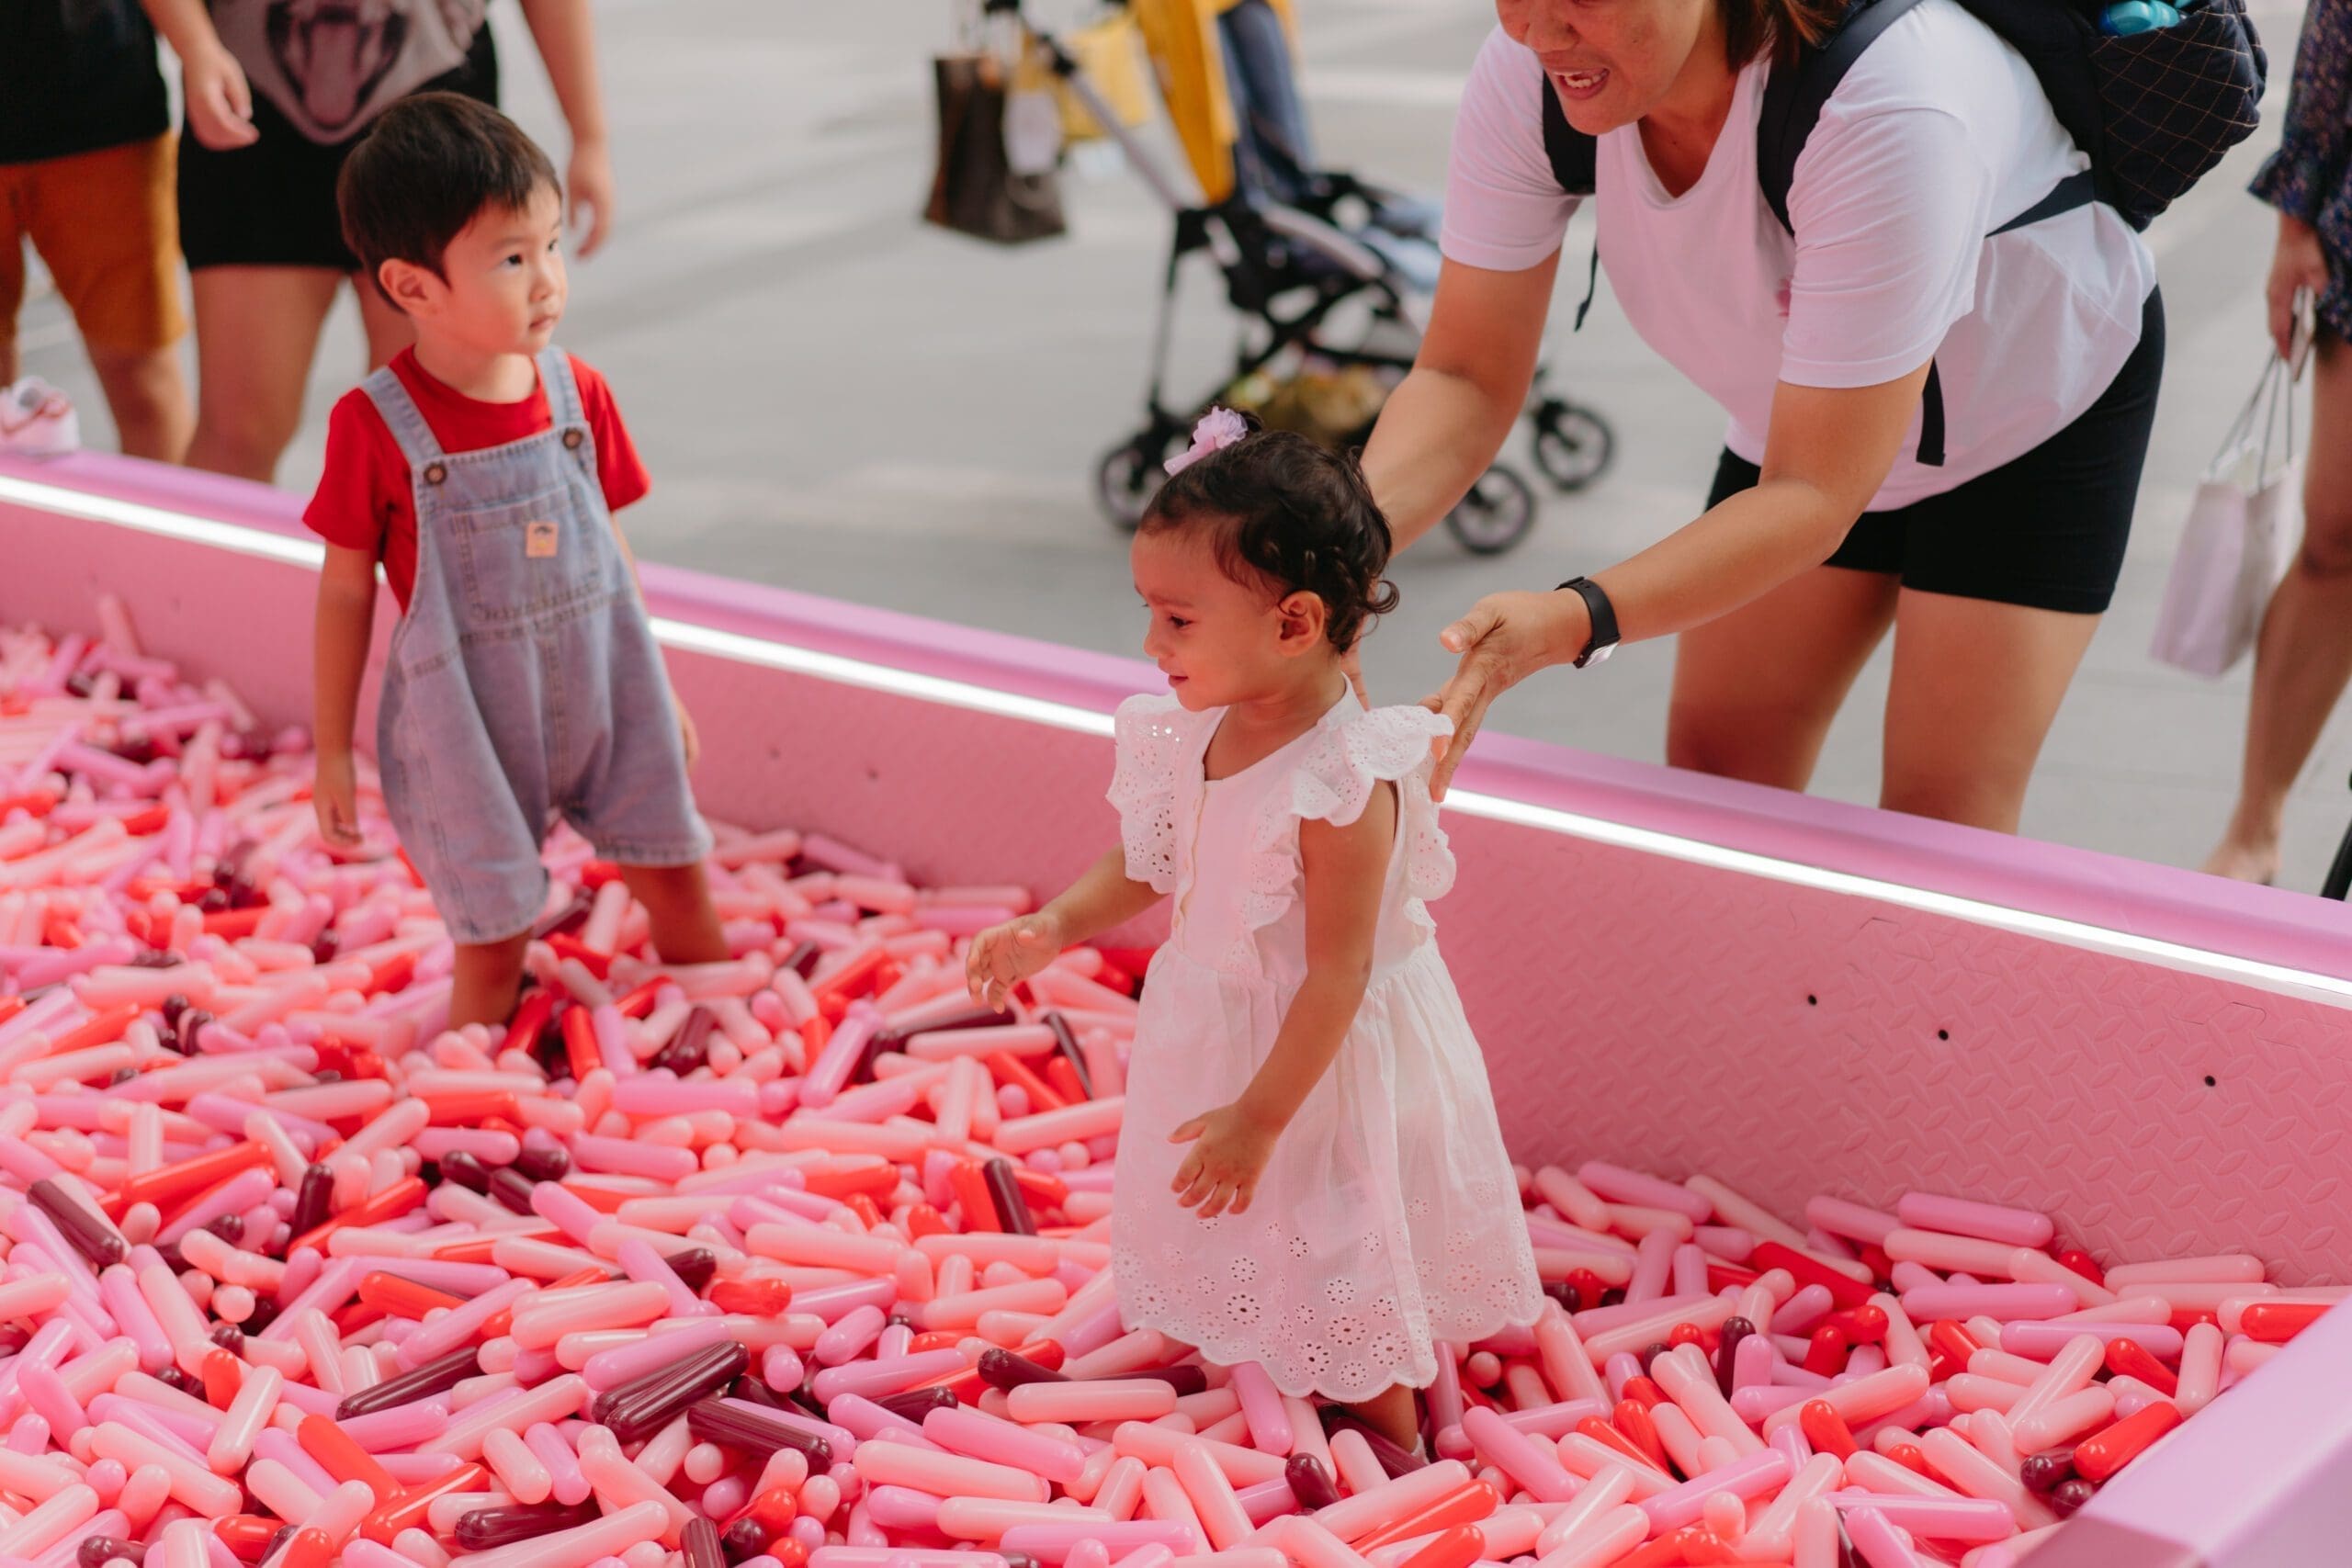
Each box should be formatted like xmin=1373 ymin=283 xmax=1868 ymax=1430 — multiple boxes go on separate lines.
xmin=2268 ymin=214 xmax=2326 ymax=368
xmin=184 ymin=45 xmax=259 ymax=151
xmin=567 ymin=140 xmax=617 ymax=258
xmin=1421 ymin=588 xmax=1589 ymax=799
xmin=965 ymin=909 xmax=1065 ymax=1010
xmin=675 ymin=703 xmax=701 ymax=771
xmin=1170 ymin=1101 xmax=1282 ymax=1219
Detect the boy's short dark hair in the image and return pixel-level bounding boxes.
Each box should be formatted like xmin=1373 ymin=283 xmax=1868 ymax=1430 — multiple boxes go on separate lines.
xmin=338 ymin=93 xmax=560 ymax=308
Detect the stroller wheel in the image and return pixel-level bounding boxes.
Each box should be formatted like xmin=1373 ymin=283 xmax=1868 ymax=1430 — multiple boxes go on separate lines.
xmin=1096 ymin=439 xmax=1169 ymax=532
xmin=1443 ymin=463 xmax=1537 ymax=557
xmin=1530 ymin=400 xmax=1616 ymax=493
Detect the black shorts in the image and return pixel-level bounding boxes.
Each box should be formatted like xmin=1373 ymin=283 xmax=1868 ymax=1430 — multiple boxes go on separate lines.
xmin=177 ymin=27 xmax=498 ymax=273
xmin=1706 ymin=287 xmax=2165 ymax=615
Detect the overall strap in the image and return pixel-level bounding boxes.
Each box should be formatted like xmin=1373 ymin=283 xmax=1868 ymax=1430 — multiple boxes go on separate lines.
xmin=538 ymin=348 xmax=585 ymax=432
xmin=358 ymin=366 xmax=447 ymax=468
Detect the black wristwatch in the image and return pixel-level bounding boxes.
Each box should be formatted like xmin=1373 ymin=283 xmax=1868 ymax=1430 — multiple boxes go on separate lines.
xmin=1556 ymin=577 xmax=1619 ymax=668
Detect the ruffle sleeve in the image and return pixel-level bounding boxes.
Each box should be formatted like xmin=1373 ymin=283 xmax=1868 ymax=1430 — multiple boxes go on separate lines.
xmin=1234 ymin=704 xmax=1459 ymax=965
xmin=1106 ymin=694 xmax=1198 ymax=895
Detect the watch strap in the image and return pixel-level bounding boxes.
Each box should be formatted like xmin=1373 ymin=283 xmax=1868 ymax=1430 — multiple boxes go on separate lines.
xmin=1556 ymin=577 xmax=1619 ymax=668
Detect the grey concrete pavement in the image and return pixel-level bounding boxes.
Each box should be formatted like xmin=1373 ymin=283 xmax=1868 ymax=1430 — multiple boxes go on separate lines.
xmin=17 ymin=0 xmax=2351 ymax=893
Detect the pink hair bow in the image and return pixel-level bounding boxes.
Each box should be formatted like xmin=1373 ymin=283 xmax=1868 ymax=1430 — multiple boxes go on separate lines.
xmin=1163 ymin=407 xmax=1250 ymax=476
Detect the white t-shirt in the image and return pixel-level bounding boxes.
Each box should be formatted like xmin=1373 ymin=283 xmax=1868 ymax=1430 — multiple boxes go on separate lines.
xmin=1439 ymin=0 xmax=2158 ymax=510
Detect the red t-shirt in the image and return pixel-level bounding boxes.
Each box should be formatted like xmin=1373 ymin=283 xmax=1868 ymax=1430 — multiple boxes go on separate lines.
xmin=304 ymin=349 xmax=650 ymax=613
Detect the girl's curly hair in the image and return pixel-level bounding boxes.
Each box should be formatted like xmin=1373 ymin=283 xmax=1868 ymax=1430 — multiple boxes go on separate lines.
xmin=1139 ymin=417 xmax=1401 ymax=651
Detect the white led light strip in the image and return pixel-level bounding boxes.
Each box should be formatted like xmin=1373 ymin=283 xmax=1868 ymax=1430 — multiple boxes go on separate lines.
xmin=10 ymin=470 xmax=2347 ymax=1008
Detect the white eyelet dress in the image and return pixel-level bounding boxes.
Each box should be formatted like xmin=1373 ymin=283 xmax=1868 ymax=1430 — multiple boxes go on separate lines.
xmin=1106 ymin=692 xmax=1544 ymax=1403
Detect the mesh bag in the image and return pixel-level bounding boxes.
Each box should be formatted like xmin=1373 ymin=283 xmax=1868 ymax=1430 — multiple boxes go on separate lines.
xmin=2086 ymin=0 xmax=2268 ymax=228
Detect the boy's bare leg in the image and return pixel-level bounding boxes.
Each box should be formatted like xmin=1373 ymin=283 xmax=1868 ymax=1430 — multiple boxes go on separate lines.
xmin=447 ymin=931 xmax=533 ymax=1028
xmin=621 ymin=862 xmax=729 ymax=965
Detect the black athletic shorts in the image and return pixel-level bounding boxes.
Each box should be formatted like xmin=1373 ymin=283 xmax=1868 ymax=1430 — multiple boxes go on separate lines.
xmin=1705 ymin=286 xmax=2165 ymax=615
xmin=177 ymin=26 xmax=499 ymax=273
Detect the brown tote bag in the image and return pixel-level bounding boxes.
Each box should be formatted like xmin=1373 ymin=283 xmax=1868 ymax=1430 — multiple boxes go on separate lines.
xmin=925 ymin=52 xmax=1067 ymax=245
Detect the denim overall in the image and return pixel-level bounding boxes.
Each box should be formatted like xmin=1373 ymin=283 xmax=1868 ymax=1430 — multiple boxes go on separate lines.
xmin=365 ymin=348 xmax=710 ymax=944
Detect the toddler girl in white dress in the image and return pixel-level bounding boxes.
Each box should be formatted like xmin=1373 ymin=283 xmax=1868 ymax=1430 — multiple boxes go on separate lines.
xmin=968 ymin=412 xmax=1540 ymax=1447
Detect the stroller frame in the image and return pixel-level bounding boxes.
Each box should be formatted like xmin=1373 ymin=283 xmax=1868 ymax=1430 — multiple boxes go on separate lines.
xmin=1004 ymin=0 xmax=1614 ymax=554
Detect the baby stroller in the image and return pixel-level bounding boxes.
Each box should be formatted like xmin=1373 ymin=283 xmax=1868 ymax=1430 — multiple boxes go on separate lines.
xmin=1012 ymin=0 xmax=1614 ymax=554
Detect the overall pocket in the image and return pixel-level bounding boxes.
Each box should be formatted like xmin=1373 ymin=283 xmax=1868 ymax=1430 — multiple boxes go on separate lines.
xmin=452 ymin=484 xmax=613 ymax=626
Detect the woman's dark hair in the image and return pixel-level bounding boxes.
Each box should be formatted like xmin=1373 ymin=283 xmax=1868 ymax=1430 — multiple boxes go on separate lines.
xmin=1139 ymin=418 xmax=1401 ymax=652
xmin=1720 ymin=0 xmax=1849 ymax=66
xmin=338 ymin=93 xmax=560 ymax=308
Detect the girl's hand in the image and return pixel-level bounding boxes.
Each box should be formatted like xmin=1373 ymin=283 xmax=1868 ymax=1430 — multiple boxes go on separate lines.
xmin=313 ymin=751 xmax=363 ymax=850
xmin=676 ymin=703 xmax=701 ymax=771
xmin=184 ymin=46 xmax=260 ymax=151
xmin=568 ymin=140 xmax=617 ymax=258
xmin=966 ymin=909 xmax=1064 ymax=1010
xmin=1170 ymin=1102 xmax=1281 ymax=1219
xmin=1422 ymin=587 xmax=1589 ymax=799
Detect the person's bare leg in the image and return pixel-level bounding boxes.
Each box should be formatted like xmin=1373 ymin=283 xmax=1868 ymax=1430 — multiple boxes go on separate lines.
xmin=620 ymin=862 xmax=729 ymax=966
xmin=447 ymin=931 xmax=533 ymax=1029
xmin=354 ymin=270 xmax=417 ymax=371
xmin=1666 ymin=565 xmax=1901 ymax=789
xmin=87 ymin=344 xmax=194 ymax=462
xmin=1880 ymin=590 xmax=2100 ymax=833
xmin=182 ymin=265 xmax=342 ymax=481
xmin=1345 ymin=1385 xmax=1422 ymax=1454
xmin=2206 ymin=332 xmax=2352 ymax=884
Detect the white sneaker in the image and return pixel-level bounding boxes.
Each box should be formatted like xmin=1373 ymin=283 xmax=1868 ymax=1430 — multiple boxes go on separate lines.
xmin=0 ymin=378 xmax=80 ymax=457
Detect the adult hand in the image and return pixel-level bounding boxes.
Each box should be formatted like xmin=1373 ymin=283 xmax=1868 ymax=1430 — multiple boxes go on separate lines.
xmin=2267 ymin=214 xmax=2325 ymax=370
xmin=568 ymin=140 xmax=617 ymax=258
xmin=1421 ymin=588 xmax=1589 ymax=800
xmin=675 ymin=703 xmax=701 ymax=771
xmin=184 ymin=47 xmax=259 ymax=151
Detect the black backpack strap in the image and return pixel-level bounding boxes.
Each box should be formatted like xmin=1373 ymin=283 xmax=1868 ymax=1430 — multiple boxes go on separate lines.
xmin=1917 ymin=360 xmax=1947 ymax=468
xmin=1907 ymin=168 xmax=2093 ymax=465
xmin=1539 ymin=78 xmax=1596 ymax=198
xmin=1755 ymin=0 xmax=1935 ymax=462
xmin=1756 ymin=0 xmax=1932 ymax=234
xmin=1572 ymin=244 xmax=1601 ymax=332
xmin=1991 ymin=167 xmax=2097 ymax=234
xmin=1540 ymin=76 xmax=1604 ymax=329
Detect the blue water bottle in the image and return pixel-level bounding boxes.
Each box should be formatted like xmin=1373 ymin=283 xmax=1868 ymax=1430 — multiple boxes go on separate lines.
xmin=2098 ymin=0 xmax=2182 ymax=34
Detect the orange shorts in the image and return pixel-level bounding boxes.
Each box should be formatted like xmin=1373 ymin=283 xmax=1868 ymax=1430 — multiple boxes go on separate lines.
xmin=0 ymin=133 xmax=187 ymax=355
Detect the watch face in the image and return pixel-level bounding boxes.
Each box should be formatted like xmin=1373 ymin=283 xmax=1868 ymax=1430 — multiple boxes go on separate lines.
xmin=1587 ymin=643 xmax=1616 ymax=666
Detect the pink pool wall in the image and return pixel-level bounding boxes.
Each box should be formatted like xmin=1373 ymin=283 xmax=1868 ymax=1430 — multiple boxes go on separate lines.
xmin=6 ymin=454 xmax=2352 ymax=1564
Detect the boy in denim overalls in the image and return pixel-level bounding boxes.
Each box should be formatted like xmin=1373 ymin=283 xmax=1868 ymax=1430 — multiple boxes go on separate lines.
xmin=307 ymin=93 xmax=725 ymax=1026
